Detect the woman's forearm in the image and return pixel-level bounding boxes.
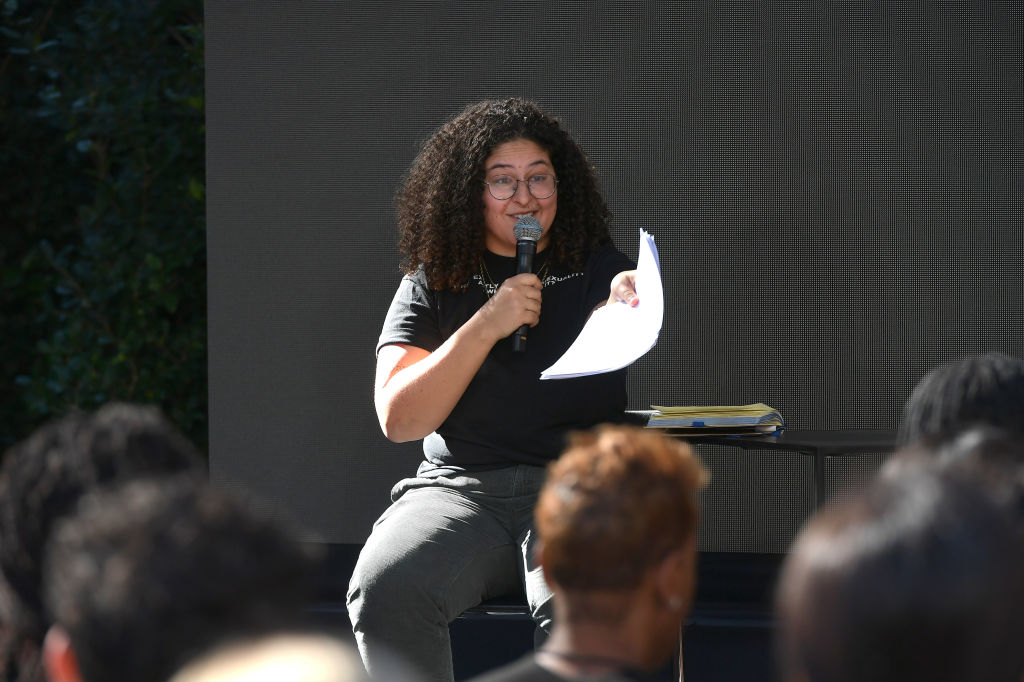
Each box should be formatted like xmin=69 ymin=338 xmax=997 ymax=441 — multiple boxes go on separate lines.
xmin=376 ymin=272 xmax=543 ymax=442
xmin=374 ymin=317 xmax=499 ymax=442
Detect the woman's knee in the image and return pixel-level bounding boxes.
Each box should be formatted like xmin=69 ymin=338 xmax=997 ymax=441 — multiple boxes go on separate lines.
xmin=347 ymin=546 xmax=430 ymax=619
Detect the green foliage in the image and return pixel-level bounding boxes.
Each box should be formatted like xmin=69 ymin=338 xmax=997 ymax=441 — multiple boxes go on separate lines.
xmin=0 ymin=0 xmax=206 ymax=451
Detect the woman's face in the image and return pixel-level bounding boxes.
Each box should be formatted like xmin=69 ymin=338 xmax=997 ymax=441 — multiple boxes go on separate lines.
xmin=481 ymin=138 xmax=557 ymax=256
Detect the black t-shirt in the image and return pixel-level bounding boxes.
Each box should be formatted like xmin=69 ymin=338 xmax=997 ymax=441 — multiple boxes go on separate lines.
xmin=378 ymin=244 xmax=634 ymax=468
xmin=469 ymin=655 xmax=655 ymax=682
xmin=468 ymin=656 xmax=569 ymax=682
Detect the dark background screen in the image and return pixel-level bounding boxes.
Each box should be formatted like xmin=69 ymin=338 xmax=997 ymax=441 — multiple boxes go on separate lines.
xmin=206 ymin=2 xmax=1023 ymax=548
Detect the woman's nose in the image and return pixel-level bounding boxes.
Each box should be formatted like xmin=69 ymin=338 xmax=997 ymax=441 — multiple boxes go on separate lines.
xmin=510 ymin=180 xmax=533 ymax=202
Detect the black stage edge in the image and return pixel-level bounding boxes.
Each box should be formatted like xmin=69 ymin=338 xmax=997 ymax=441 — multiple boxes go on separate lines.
xmin=311 ymin=544 xmax=782 ymax=680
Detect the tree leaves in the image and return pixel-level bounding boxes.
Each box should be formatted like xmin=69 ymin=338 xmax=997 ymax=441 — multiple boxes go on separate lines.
xmin=1 ymin=1 xmax=207 ymax=452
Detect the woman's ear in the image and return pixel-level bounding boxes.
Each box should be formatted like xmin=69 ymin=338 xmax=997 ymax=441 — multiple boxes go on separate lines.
xmin=656 ymin=536 xmax=697 ymax=613
xmin=42 ymin=625 xmax=84 ymax=682
xmin=534 ymin=538 xmax=551 ymax=584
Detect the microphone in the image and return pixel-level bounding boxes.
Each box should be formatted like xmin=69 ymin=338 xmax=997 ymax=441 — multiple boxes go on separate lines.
xmin=512 ymin=216 xmax=542 ymax=353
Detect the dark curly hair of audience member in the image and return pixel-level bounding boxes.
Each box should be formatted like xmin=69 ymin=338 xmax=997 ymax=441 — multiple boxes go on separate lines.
xmin=535 ymin=425 xmax=706 ymax=594
xmin=0 ymin=403 xmax=203 ymax=682
xmin=776 ymin=448 xmax=1024 ymax=682
xmin=899 ymin=351 xmax=1024 ymax=445
xmin=43 ymin=475 xmax=323 ymax=682
xmin=395 ymin=97 xmax=613 ymax=291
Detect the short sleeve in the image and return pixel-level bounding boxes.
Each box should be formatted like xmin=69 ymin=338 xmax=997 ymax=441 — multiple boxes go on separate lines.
xmin=376 ymin=273 xmax=443 ymax=355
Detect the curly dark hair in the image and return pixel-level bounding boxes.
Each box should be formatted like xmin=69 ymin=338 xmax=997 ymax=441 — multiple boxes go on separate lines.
xmin=777 ymin=455 xmax=1024 ymax=682
xmin=0 ymin=403 xmax=202 ymax=682
xmin=44 ymin=475 xmax=321 ymax=682
xmin=899 ymin=351 xmax=1024 ymax=445
xmin=395 ymin=98 xmax=613 ymax=291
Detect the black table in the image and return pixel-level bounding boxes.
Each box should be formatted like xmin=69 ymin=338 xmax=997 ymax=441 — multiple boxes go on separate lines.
xmin=670 ymin=428 xmax=899 ymax=508
xmin=661 ymin=428 xmax=898 ymax=680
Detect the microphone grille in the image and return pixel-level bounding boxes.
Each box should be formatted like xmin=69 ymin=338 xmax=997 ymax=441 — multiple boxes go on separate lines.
xmin=513 ymin=216 xmax=543 ymax=242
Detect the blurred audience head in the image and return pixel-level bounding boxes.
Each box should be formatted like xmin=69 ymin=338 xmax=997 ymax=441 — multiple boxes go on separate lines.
xmin=0 ymin=402 xmax=202 ymax=680
xmin=891 ymin=426 xmax=1024 ymax=487
xmin=534 ymin=425 xmax=706 ymax=673
xmin=900 ymin=351 xmax=1024 ymax=445
xmin=42 ymin=475 xmax=323 ymax=682
xmin=168 ymin=633 xmax=368 ymax=682
xmin=776 ymin=436 xmax=1024 ymax=682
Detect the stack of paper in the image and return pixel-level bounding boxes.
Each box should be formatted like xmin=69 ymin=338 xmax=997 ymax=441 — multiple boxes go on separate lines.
xmin=540 ymin=229 xmax=663 ymax=380
xmin=646 ymin=403 xmax=785 ymax=434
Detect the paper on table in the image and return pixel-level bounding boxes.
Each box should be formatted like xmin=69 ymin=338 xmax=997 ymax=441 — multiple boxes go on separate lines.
xmin=540 ymin=229 xmax=663 ymax=380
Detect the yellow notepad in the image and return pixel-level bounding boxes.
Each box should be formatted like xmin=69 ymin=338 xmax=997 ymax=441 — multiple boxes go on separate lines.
xmin=647 ymin=403 xmax=785 ymax=430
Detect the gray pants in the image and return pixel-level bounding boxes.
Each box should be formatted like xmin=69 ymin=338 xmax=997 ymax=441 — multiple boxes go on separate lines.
xmin=346 ymin=463 xmax=554 ymax=681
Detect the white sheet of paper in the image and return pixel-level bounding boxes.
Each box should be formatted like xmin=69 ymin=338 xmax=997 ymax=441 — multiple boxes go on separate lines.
xmin=540 ymin=229 xmax=663 ymax=380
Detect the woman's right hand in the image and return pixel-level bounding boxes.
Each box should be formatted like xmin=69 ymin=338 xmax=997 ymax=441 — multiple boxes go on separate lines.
xmin=474 ymin=272 xmax=543 ymax=343
xmin=375 ymin=273 xmax=543 ymax=442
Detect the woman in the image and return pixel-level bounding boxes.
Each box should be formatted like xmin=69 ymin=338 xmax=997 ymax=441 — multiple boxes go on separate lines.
xmin=347 ymin=98 xmax=639 ymax=681
xmin=471 ymin=425 xmax=706 ymax=682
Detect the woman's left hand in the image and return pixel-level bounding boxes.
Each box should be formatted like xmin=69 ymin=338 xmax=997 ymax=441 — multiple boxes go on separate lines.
xmin=606 ymin=270 xmax=639 ymax=308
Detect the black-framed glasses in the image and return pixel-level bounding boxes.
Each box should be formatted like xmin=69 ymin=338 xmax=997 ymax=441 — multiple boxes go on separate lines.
xmin=483 ymin=173 xmax=558 ymax=201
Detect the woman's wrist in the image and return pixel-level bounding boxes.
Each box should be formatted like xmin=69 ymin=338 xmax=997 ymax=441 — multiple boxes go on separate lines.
xmin=462 ymin=309 xmax=505 ymax=348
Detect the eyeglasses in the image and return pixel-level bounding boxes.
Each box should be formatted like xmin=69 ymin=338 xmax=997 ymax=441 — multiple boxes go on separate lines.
xmin=483 ymin=173 xmax=558 ymax=201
